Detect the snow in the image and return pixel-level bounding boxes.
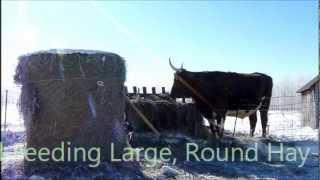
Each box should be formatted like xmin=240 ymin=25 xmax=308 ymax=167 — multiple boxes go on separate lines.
xmin=1 ymin=131 xmax=25 ymax=147
xmin=102 ymin=56 xmax=106 ymax=63
xmin=160 ymin=166 xmax=180 ymax=177
xmin=18 ymin=49 xmax=116 ymax=58
xmin=58 ymin=59 xmax=65 ymax=80
xmin=29 ymin=175 xmax=46 ymax=180
xmin=1 ymin=104 xmax=24 ymax=132
xmin=221 ymin=111 xmax=317 ymax=142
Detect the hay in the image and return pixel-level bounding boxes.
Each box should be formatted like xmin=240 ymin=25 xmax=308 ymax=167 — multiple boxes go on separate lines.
xmin=14 ymin=49 xmax=128 ymax=165
xmin=125 ymin=97 xmax=211 ymax=139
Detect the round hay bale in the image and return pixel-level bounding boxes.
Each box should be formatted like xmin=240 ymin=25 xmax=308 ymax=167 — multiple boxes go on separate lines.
xmin=14 ymin=49 xmax=128 ymax=167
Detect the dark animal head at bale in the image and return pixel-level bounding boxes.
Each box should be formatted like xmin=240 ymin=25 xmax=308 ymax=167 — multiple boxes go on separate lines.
xmin=14 ymin=49 xmax=129 ymax=168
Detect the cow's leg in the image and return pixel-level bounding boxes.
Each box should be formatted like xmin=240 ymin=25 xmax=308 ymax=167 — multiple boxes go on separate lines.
xmin=209 ymin=112 xmax=219 ymax=137
xmin=260 ymin=110 xmax=268 ymax=137
xmin=209 ymin=120 xmax=219 ymax=138
xmin=217 ymin=112 xmax=226 ymax=138
xmin=260 ymin=95 xmax=271 ymax=137
xmin=218 ymin=116 xmax=225 ymax=138
xmin=249 ymin=112 xmax=257 ymax=137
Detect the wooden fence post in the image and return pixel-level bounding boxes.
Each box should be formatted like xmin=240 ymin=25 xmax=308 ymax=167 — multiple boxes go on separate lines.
xmin=133 ymin=86 xmax=137 ymax=94
xmin=161 ymin=87 xmax=166 ymax=94
xmin=142 ymin=87 xmax=147 ymax=95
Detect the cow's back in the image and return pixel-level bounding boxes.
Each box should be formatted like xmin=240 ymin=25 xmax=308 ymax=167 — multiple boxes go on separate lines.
xmin=192 ymin=71 xmax=272 ymax=110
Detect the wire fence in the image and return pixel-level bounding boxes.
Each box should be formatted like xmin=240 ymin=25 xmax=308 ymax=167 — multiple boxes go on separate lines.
xmin=1 ymin=89 xmax=318 ymax=132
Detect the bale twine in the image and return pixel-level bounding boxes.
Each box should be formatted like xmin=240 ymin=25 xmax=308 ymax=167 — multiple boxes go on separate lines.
xmin=14 ymin=49 xmax=128 ymax=166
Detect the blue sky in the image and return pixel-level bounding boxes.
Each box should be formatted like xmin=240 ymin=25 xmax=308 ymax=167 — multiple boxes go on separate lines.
xmin=2 ymin=0 xmax=318 ymax=91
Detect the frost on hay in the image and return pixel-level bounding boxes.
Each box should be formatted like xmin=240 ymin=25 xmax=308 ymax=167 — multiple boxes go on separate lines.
xmin=14 ymin=49 xmax=128 ymax=166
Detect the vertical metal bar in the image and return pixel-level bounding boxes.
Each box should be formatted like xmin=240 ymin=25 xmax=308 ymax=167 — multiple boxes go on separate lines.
xmin=232 ymin=110 xmax=239 ymax=136
xmin=152 ymin=87 xmax=156 ymax=94
xmin=4 ymin=90 xmax=8 ymax=131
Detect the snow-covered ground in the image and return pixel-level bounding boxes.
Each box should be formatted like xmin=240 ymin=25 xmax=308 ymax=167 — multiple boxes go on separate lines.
xmin=1 ymin=105 xmax=319 ymax=179
xmin=223 ymin=111 xmax=318 ymax=141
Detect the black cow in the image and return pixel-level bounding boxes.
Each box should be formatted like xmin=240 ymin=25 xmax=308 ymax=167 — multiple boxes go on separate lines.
xmin=169 ymin=59 xmax=273 ymax=137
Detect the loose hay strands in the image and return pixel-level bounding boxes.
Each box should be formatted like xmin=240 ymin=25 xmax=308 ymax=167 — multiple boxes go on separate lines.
xmin=14 ymin=50 xmax=128 ymax=166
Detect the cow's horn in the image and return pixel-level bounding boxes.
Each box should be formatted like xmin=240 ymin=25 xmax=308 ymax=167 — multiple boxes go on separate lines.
xmin=169 ymin=58 xmax=181 ymax=72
